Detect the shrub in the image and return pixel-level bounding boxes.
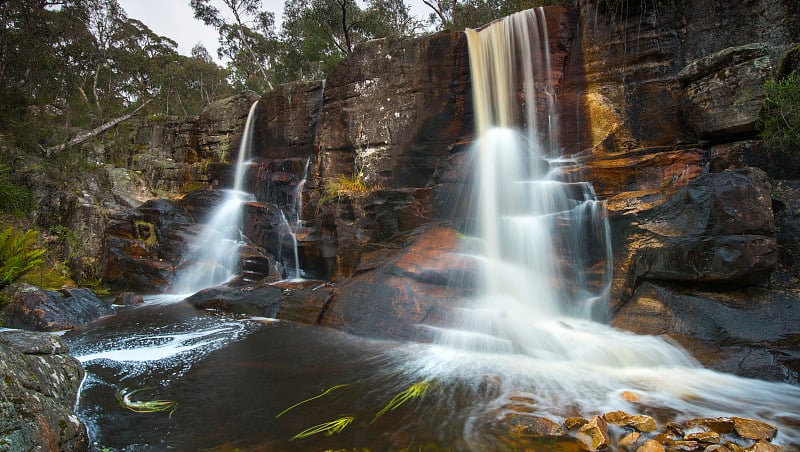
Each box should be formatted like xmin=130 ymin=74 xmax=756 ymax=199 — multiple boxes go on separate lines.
xmin=759 ymin=72 xmax=800 ymax=154
xmin=0 ymin=226 xmax=46 ymax=288
xmin=0 ymin=165 xmax=33 ymax=217
xmin=319 ymin=173 xmax=369 ymax=204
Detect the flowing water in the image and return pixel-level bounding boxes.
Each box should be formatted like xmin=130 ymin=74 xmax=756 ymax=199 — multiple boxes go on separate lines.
xmin=67 ymin=8 xmax=800 ymax=451
xmin=171 ymin=101 xmax=259 ymax=294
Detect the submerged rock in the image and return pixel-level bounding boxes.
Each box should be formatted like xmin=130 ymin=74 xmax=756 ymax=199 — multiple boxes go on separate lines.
xmin=0 ymin=283 xmax=113 ymax=331
xmin=0 ymin=330 xmax=88 ymax=450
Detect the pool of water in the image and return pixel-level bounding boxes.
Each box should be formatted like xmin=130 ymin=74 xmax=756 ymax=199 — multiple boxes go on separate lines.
xmin=65 ymin=297 xmax=800 ymax=451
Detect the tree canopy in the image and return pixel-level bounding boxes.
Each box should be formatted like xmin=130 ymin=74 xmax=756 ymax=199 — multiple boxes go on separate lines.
xmin=0 ymin=0 xmax=557 ymax=150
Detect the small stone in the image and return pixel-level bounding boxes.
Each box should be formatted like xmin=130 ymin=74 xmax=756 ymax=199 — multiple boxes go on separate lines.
xmin=731 ymin=417 xmax=778 ymax=441
xmin=619 ymin=431 xmax=641 ymax=450
xmin=114 ymin=291 xmax=144 ymax=305
xmin=684 ymin=430 xmax=720 ymax=444
xmin=685 ymin=417 xmax=735 ymax=434
xmin=636 ymin=439 xmax=666 ymax=452
xmin=665 ymin=440 xmax=701 ymax=451
xmin=501 ymin=414 xmax=565 ymax=438
xmin=744 ymin=441 xmax=783 ymax=452
xmin=705 ymin=446 xmax=733 ymax=452
xmin=666 ymin=422 xmax=685 ymax=437
xmin=603 ymin=410 xmax=658 ymax=433
xmin=577 ymin=415 xmax=610 ymax=451
xmin=564 ymin=416 xmax=589 ymax=430
xmin=621 ymin=391 xmax=642 ymax=403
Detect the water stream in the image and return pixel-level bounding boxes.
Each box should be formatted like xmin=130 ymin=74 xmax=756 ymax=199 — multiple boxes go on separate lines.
xmin=66 ymin=8 xmax=800 ymax=451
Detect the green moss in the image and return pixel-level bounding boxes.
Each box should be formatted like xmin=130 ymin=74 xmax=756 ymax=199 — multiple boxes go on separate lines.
xmin=134 ymin=221 xmax=158 ymax=246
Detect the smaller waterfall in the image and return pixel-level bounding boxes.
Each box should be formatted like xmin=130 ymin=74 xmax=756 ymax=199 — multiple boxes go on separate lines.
xmin=172 ymin=101 xmax=259 ymax=294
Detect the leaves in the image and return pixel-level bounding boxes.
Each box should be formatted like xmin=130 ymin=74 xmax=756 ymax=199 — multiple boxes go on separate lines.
xmin=760 ymin=72 xmax=800 ymax=154
xmin=291 ymin=415 xmax=355 ymax=440
xmin=372 ymin=381 xmax=430 ymax=422
xmin=115 ymin=387 xmax=179 ymax=417
xmin=0 ymin=227 xmax=46 ymax=288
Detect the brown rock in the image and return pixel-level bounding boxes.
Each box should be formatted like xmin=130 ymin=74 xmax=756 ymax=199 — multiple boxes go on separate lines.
xmin=744 ymin=441 xmax=783 ymax=452
xmin=0 ymin=284 xmax=113 ymax=331
xmin=731 ymin=417 xmax=778 ymax=441
xmin=619 ymin=431 xmax=641 ymax=450
xmin=564 ymin=417 xmax=590 ymax=430
xmin=684 ymin=430 xmax=720 ymax=444
xmin=603 ymin=410 xmax=658 ymax=433
xmin=705 ymin=446 xmax=733 ymax=452
xmin=577 ymin=415 xmax=610 ymax=450
xmin=636 ymin=439 xmax=666 ymax=452
xmin=679 ymin=43 xmax=773 ymax=139
xmin=113 ymin=292 xmax=144 ymax=305
xmin=500 ymin=414 xmax=566 ymax=438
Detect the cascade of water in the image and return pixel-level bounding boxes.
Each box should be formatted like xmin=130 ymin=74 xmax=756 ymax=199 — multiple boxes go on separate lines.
xmin=432 ymin=9 xmax=618 ymax=357
xmin=172 ymin=101 xmax=259 ymax=294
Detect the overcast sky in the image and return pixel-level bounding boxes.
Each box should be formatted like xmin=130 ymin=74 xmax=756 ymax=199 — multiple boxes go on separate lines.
xmin=117 ymin=0 xmax=432 ymax=63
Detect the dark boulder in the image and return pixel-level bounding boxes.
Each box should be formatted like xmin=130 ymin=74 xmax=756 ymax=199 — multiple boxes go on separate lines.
xmin=0 ymin=330 xmax=89 ymax=450
xmin=0 ymin=283 xmax=113 ymax=331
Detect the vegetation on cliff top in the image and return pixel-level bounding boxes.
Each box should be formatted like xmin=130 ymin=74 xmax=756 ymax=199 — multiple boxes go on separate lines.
xmin=760 ymin=71 xmax=800 ymax=155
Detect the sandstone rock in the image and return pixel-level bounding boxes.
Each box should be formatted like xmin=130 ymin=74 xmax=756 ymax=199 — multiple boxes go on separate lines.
xmin=0 ymin=331 xmax=88 ymax=450
xmin=0 ymin=283 xmax=113 ymax=331
xmin=103 ymin=199 xmax=197 ymax=292
xmin=619 ymin=431 xmax=641 ymax=450
xmin=255 ymin=81 xmax=324 ymax=159
xmin=183 ymin=282 xmax=286 ymax=317
xmin=679 ymin=43 xmax=773 ymax=139
xmin=731 ymin=417 xmax=778 ymax=441
xmin=685 ymin=417 xmax=735 ymax=434
xmin=576 ymin=415 xmax=610 ymax=450
xmin=113 ymin=292 xmax=144 ymax=305
xmin=499 ymin=413 xmax=566 ymax=438
xmin=705 ymin=446 xmax=733 ymax=452
xmin=319 ymin=226 xmax=466 ymax=340
xmin=565 ymin=417 xmax=590 ymax=430
xmin=603 ymin=410 xmax=658 ymax=432
xmin=685 ymin=430 xmax=720 ymax=444
xmin=636 ymin=439 xmax=665 ymax=452
xmin=744 ymin=441 xmax=783 ymax=452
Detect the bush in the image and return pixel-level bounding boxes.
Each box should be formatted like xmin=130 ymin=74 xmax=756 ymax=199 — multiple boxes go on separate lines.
xmin=759 ymin=72 xmax=800 ymax=154
xmin=0 ymin=226 xmax=46 ymax=288
xmin=0 ymin=165 xmax=33 ymax=217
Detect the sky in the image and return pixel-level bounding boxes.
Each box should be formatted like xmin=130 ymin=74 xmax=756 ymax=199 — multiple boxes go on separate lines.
xmin=117 ymin=0 xmax=432 ymax=63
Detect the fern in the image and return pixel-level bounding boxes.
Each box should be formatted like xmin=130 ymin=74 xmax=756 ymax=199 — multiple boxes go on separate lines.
xmin=0 ymin=227 xmax=46 ymax=288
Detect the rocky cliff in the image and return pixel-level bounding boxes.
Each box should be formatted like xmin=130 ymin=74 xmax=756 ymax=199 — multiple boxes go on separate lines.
xmin=98 ymin=3 xmax=800 ymax=382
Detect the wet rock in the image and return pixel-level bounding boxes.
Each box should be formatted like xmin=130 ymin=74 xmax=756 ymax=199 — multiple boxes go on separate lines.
xmin=619 ymin=431 xmax=641 ymax=450
xmin=679 ymin=43 xmax=773 ymax=139
xmin=320 ymin=225 xmax=467 ymax=341
xmin=744 ymin=441 xmax=782 ymax=452
xmin=604 ymin=410 xmax=658 ymax=433
xmin=637 ymin=439 xmax=666 ymax=452
xmin=0 ymin=283 xmax=113 ymax=331
xmin=576 ymin=415 xmax=610 ymax=450
xmin=565 ymin=417 xmax=590 ymax=430
xmin=731 ymin=417 xmax=778 ymax=441
xmin=705 ymin=446 xmax=733 ymax=452
xmin=183 ymin=279 xmax=334 ymax=324
xmin=255 ymin=81 xmax=324 ymax=159
xmin=499 ymin=413 xmax=566 ymax=438
xmin=113 ymin=292 xmax=144 ymax=306
xmin=0 ymin=330 xmax=88 ymax=450
xmin=685 ymin=418 xmax=735 ymax=435
xmin=684 ymin=430 xmax=720 ymax=444
xmin=102 ymin=199 xmax=197 ymax=293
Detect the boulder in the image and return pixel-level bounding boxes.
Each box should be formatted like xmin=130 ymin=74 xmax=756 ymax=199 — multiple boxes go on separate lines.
xmin=679 ymin=43 xmax=773 ymax=139
xmin=183 ymin=279 xmax=334 ymax=324
xmin=603 ymin=410 xmax=658 ymax=433
xmin=319 ymin=225 xmax=468 ymax=340
xmin=576 ymin=415 xmax=610 ymax=451
xmin=102 ymin=199 xmax=198 ymax=293
xmin=0 ymin=283 xmax=113 ymax=331
xmin=0 ymin=330 xmax=88 ymax=450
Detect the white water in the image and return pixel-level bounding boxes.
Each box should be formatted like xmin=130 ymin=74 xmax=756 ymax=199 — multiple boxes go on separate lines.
xmin=412 ymin=7 xmax=800 ymax=445
xmin=172 ymin=101 xmax=259 ymax=294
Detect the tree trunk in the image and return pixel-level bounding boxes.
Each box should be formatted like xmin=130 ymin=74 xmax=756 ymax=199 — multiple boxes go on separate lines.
xmin=43 ymin=99 xmax=152 ymax=156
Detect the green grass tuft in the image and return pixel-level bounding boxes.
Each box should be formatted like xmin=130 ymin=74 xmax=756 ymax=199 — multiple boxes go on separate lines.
xmin=291 ymin=415 xmax=355 ymax=441
xmin=372 ymin=381 xmax=430 ymax=423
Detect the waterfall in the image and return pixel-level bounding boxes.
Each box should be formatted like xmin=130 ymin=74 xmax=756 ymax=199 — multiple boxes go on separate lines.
xmin=432 ymin=9 xmax=626 ymax=358
xmin=172 ymin=101 xmax=259 ymax=294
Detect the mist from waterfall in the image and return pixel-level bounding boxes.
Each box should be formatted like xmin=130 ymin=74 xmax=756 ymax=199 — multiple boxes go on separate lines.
xmin=171 ymin=101 xmax=259 ymax=294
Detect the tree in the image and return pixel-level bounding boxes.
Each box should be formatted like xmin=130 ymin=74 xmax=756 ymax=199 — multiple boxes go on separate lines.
xmin=190 ymin=0 xmax=279 ymax=91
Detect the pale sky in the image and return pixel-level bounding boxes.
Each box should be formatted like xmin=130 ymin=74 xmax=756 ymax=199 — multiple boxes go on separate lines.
xmin=117 ymin=0 xmax=432 ymax=63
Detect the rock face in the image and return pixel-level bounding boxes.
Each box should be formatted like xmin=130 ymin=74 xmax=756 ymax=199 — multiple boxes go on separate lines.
xmin=0 ymin=283 xmax=113 ymax=331
xmin=93 ymin=2 xmax=800 ymax=385
xmin=0 ymin=330 xmax=89 ymax=450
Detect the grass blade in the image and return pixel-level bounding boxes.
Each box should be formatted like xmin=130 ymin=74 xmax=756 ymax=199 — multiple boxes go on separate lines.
xmin=372 ymin=381 xmax=430 ymax=423
xmin=116 ymin=387 xmax=178 ymax=417
xmin=276 ymin=384 xmax=350 ymax=419
xmin=291 ymin=415 xmax=355 ymax=441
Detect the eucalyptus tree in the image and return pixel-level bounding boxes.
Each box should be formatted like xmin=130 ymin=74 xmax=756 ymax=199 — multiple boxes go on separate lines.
xmin=190 ymin=0 xmax=279 ymax=92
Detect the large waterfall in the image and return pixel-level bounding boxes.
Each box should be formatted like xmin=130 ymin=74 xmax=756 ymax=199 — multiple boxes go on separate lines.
xmin=171 ymin=101 xmax=259 ymax=294
xmin=401 ymin=8 xmax=800 ymax=447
